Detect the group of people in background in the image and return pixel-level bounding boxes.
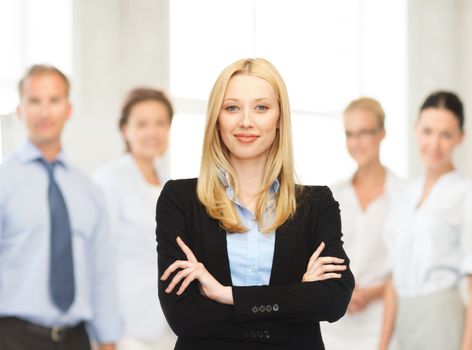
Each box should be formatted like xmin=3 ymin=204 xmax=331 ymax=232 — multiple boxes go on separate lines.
xmin=0 ymin=65 xmax=176 ymax=350
xmin=322 ymin=92 xmax=472 ymax=350
xmin=0 ymin=59 xmax=471 ymax=350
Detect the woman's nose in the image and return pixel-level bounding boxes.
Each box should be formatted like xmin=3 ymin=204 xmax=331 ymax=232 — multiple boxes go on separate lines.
xmin=239 ymin=109 xmax=253 ymax=128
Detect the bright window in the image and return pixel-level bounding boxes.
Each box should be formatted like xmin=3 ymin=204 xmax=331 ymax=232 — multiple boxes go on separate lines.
xmin=170 ymin=0 xmax=407 ymax=183
xmin=0 ymin=0 xmax=72 ymax=161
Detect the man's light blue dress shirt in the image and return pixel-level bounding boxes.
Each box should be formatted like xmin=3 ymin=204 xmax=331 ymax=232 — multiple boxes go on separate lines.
xmin=0 ymin=140 xmax=121 ymax=342
xmin=219 ymin=172 xmax=278 ymax=286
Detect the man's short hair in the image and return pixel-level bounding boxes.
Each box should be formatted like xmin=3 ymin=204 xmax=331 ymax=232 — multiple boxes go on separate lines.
xmin=18 ymin=64 xmax=70 ymax=98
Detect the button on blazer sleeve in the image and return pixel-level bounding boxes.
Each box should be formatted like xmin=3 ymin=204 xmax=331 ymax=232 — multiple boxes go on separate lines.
xmin=232 ymin=186 xmax=354 ymax=323
xmin=156 ymin=180 xmax=290 ymax=344
xmin=156 ymin=181 xmax=353 ymax=345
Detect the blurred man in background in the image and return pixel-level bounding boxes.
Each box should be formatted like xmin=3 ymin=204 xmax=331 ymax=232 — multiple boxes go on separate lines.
xmin=0 ymin=65 xmax=121 ymax=350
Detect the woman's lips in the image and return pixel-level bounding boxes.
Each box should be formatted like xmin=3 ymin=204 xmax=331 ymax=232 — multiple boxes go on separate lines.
xmin=234 ymin=134 xmax=259 ymax=143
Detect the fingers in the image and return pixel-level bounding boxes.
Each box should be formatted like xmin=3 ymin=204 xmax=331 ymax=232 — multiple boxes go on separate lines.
xmin=161 ymin=260 xmax=193 ymax=281
xmin=317 ymin=272 xmax=343 ymax=280
xmin=305 ymin=259 xmax=346 ymax=277
xmin=161 ymin=237 xmax=209 ymax=296
xmin=317 ymin=256 xmax=345 ymax=265
xmin=303 ymin=272 xmax=342 ymax=282
xmin=307 ymin=256 xmax=345 ymax=276
xmin=165 ymin=268 xmax=194 ymax=293
xmin=164 ymin=263 xmax=206 ymax=294
xmin=307 ymin=243 xmax=346 ymax=270
xmin=161 ymin=236 xmax=197 ymax=281
xmin=177 ymin=271 xmax=198 ymax=295
xmin=307 ymin=242 xmax=325 ymax=270
xmin=315 ymin=263 xmax=347 ymax=273
xmin=176 ymin=236 xmax=198 ymax=262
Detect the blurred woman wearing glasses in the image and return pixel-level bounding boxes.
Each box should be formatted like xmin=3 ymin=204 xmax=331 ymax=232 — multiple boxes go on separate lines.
xmin=321 ymin=97 xmax=402 ymax=350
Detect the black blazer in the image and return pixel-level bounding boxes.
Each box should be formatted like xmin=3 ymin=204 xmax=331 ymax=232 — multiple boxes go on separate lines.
xmin=156 ymin=178 xmax=354 ymax=350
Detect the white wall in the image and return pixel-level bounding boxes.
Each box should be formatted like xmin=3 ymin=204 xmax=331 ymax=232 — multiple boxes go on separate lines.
xmin=2 ymin=0 xmax=472 ymax=178
xmin=69 ymin=0 xmax=170 ymax=174
xmin=408 ymin=0 xmax=472 ymax=177
xmin=460 ymin=0 xmax=472 ymax=177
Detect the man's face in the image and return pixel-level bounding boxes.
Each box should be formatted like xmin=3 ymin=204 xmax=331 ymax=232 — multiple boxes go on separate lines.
xmin=17 ymin=72 xmax=71 ymax=147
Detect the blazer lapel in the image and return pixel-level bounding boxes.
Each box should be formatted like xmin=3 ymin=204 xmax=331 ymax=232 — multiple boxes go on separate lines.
xmin=199 ymin=208 xmax=233 ymax=286
xmin=269 ymin=219 xmax=298 ymax=285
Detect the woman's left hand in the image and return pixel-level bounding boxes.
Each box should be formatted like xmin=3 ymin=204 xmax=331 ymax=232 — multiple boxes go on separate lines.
xmin=161 ymin=236 xmax=234 ymax=305
xmin=302 ymin=242 xmax=346 ymax=282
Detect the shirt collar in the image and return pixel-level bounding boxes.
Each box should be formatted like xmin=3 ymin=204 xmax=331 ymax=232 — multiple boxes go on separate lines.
xmin=217 ymin=168 xmax=232 ymax=189
xmin=344 ymin=168 xmax=395 ymax=190
xmin=16 ymin=139 xmax=69 ymax=169
xmin=270 ymin=177 xmax=280 ymax=194
xmin=153 ymin=153 xmax=170 ymax=184
xmin=122 ymin=152 xmax=170 ymax=185
xmin=217 ymin=168 xmax=280 ymax=203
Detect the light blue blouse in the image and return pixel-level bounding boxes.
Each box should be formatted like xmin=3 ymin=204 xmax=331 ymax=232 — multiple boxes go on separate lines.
xmin=219 ymin=171 xmax=279 ymax=286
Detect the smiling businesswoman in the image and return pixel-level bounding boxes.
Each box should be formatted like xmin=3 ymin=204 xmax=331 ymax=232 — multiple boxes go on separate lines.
xmin=155 ymin=58 xmax=354 ymax=350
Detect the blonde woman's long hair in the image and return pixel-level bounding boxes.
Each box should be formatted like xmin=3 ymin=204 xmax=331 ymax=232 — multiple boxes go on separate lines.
xmin=197 ymin=58 xmax=297 ymax=233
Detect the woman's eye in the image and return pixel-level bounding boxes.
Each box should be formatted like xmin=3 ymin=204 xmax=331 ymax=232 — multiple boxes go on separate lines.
xmin=421 ymin=128 xmax=431 ymax=135
xmin=225 ymin=105 xmax=239 ymax=112
xmin=441 ymin=132 xmax=453 ymax=140
xmin=255 ymin=105 xmax=268 ymax=111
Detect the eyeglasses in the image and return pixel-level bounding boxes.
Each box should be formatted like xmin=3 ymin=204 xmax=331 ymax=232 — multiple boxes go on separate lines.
xmin=345 ymin=127 xmax=382 ymax=139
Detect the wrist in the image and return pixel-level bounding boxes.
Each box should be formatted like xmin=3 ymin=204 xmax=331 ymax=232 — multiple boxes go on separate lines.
xmin=215 ymin=286 xmax=234 ymax=305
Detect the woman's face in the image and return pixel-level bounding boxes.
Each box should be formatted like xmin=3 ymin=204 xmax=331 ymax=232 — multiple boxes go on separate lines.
xmin=344 ymin=108 xmax=384 ymax=167
xmin=122 ymin=100 xmax=171 ymax=159
xmin=218 ymin=74 xmax=280 ymax=165
xmin=415 ymin=107 xmax=463 ymax=172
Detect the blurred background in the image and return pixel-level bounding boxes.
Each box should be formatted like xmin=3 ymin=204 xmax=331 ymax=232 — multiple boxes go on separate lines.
xmin=0 ymin=0 xmax=471 ymax=184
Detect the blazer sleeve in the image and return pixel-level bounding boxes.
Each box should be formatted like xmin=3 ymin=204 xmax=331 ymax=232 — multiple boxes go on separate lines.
xmin=157 ymin=181 xmax=234 ymax=335
xmin=232 ymin=186 xmax=354 ymax=323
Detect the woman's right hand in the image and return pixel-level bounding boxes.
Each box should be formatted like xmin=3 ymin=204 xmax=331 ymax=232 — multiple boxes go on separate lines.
xmin=161 ymin=237 xmax=234 ymax=305
xmin=302 ymin=242 xmax=347 ymax=282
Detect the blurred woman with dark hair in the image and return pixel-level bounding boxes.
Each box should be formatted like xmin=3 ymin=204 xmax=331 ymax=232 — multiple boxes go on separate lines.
xmin=95 ymin=87 xmax=175 ymax=350
xmin=379 ymin=91 xmax=472 ymax=350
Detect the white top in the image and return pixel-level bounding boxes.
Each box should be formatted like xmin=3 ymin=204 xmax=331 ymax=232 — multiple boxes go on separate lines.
xmin=94 ymin=154 xmax=175 ymax=345
xmin=321 ymin=170 xmax=402 ymax=349
xmin=384 ymin=170 xmax=472 ymax=297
